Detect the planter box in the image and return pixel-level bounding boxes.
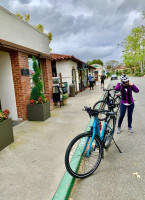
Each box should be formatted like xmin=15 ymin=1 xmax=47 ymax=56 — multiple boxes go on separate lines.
xmin=0 ymin=118 xmax=14 ymax=151
xmin=63 ymin=99 xmax=67 ymax=105
xmin=27 ymin=101 xmax=50 ymax=121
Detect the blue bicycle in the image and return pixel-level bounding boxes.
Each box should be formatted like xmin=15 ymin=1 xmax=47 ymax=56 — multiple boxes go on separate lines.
xmin=65 ymin=106 xmax=121 ymax=179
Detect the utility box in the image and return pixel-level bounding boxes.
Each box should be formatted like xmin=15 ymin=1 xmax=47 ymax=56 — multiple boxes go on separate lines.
xmin=69 ymin=84 xmax=75 ymax=97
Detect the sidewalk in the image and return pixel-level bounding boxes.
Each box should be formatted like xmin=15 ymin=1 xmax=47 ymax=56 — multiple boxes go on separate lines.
xmin=0 ymin=79 xmax=110 ymax=200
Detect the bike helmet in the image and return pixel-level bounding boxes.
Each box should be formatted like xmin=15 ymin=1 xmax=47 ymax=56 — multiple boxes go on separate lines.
xmin=120 ymin=74 xmax=129 ymax=83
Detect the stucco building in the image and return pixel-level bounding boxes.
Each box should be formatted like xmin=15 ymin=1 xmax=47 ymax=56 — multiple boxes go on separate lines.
xmin=0 ymin=6 xmax=53 ymax=120
xmin=51 ymin=54 xmax=95 ymax=94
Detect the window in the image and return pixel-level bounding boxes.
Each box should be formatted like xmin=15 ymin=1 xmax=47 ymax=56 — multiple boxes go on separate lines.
xmin=52 ymin=61 xmax=57 ymax=77
xmin=28 ymin=58 xmax=45 ymax=93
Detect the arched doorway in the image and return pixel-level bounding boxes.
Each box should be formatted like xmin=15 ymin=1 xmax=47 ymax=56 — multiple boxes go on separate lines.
xmin=72 ymin=67 xmax=77 ymax=92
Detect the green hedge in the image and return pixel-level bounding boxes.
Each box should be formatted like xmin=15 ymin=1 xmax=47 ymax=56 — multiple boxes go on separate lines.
xmin=134 ymin=72 xmax=144 ymax=77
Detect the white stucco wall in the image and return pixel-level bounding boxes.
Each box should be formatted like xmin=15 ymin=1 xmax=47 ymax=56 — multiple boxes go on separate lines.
xmin=0 ymin=51 xmax=18 ymax=120
xmin=56 ymin=60 xmax=79 ymax=94
xmin=0 ymin=6 xmax=50 ymax=55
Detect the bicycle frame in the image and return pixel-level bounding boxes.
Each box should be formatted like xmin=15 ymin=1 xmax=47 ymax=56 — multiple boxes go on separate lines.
xmin=83 ymin=116 xmax=113 ymax=157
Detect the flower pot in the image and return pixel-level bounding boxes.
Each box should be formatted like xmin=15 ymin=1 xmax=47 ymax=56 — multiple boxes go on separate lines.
xmin=63 ymin=99 xmax=67 ymax=105
xmin=27 ymin=101 xmax=50 ymax=121
xmin=0 ymin=118 xmax=14 ymax=151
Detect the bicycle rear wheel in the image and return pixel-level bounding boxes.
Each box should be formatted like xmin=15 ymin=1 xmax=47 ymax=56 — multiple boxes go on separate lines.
xmin=112 ymin=96 xmax=120 ymax=113
xmin=65 ymin=132 xmax=102 ymax=179
xmin=104 ymin=117 xmax=116 ymax=149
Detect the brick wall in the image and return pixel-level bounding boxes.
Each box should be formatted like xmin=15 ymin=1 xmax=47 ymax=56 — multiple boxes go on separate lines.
xmin=43 ymin=59 xmax=53 ymax=101
xmin=10 ymin=52 xmax=53 ymax=120
xmin=10 ymin=51 xmax=31 ymax=120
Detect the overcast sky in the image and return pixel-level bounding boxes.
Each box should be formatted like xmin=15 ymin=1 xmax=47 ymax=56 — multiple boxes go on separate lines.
xmin=0 ymin=0 xmax=145 ymax=64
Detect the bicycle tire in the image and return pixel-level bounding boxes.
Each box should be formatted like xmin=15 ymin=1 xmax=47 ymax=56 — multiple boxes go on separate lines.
xmin=65 ymin=132 xmax=102 ymax=179
xmin=104 ymin=117 xmax=116 ymax=149
xmin=93 ymin=100 xmax=108 ymax=111
xmin=112 ymin=96 xmax=120 ymax=113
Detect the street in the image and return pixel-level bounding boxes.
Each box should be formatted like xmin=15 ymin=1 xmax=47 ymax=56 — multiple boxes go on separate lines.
xmin=69 ymin=77 xmax=145 ymax=200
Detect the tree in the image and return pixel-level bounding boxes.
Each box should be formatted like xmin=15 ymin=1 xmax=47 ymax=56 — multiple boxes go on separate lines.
xmin=47 ymin=32 xmax=53 ymax=44
xmin=16 ymin=13 xmax=30 ymax=22
xmin=95 ymin=59 xmax=103 ymax=65
xmin=25 ymin=14 xmax=30 ymax=22
xmin=105 ymin=60 xmax=119 ymax=69
xmin=34 ymin=24 xmax=53 ymax=51
xmin=106 ymin=65 xmax=111 ymax=70
xmin=122 ymin=26 xmax=144 ymax=73
xmin=87 ymin=59 xmax=103 ymax=65
xmin=16 ymin=13 xmax=23 ymax=20
xmin=30 ymin=56 xmax=45 ymax=101
xmin=122 ymin=11 xmax=145 ymax=73
xmin=34 ymin=24 xmax=44 ymax=32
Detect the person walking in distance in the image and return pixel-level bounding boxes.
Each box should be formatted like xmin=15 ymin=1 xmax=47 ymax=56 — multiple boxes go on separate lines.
xmin=100 ymin=74 xmax=105 ymax=89
xmin=115 ymin=75 xmax=139 ymax=134
xmin=88 ymin=73 xmax=94 ymax=90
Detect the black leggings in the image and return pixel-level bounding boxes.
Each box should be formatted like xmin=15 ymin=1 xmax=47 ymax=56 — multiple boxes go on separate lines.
xmin=89 ymin=81 xmax=93 ymax=89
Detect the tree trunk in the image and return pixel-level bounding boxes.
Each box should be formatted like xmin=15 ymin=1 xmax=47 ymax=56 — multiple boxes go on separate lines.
xmin=141 ymin=62 xmax=143 ymax=73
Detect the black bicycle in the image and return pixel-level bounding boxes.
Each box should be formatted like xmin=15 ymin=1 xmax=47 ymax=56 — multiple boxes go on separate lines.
xmin=93 ymin=88 xmax=121 ymax=113
xmin=65 ymin=106 xmax=121 ymax=179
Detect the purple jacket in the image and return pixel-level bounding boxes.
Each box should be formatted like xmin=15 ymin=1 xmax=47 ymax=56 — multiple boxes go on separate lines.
xmin=115 ymin=83 xmax=139 ymax=104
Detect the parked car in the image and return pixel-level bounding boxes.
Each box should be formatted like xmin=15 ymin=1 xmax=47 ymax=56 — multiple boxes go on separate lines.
xmin=111 ymin=74 xmax=118 ymax=80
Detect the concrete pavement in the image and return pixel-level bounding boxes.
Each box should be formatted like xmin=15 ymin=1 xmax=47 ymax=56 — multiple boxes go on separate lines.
xmin=69 ymin=77 xmax=145 ymax=200
xmin=0 ymin=79 xmax=110 ymax=200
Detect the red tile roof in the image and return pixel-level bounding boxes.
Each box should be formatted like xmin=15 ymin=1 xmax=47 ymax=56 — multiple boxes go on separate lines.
xmin=51 ymin=53 xmax=96 ymax=69
xmin=114 ymin=66 xmax=128 ymax=70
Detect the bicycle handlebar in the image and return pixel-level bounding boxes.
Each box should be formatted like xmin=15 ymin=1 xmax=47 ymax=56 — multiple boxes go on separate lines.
xmin=103 ymin=88 xmax=115 ymax=92
xmin=83 ymin=106 xmax=115 ymax=121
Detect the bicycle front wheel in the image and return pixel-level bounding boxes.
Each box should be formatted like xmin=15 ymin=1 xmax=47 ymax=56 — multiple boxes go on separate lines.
xmin=65 ymin=132 xmax=102 ymax=179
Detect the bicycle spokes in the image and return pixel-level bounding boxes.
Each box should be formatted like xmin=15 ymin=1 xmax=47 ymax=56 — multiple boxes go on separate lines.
xmin=65 ymin=133 xmax=102 ymax=178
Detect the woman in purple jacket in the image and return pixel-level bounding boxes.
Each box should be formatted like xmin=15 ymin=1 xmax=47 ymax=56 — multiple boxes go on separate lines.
xmin=115 ymin=75 xmax=139 ymax=134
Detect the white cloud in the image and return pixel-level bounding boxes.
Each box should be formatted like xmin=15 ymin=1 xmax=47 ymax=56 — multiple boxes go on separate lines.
xmin=122 ymin=10 xmax=141 ymax=36
xmin=0 ymin=0 xmax=145 ymax=63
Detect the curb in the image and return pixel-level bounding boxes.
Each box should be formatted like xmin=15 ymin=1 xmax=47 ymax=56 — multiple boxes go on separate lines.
xmin=52 ymin=81 xmax=110 ymax=200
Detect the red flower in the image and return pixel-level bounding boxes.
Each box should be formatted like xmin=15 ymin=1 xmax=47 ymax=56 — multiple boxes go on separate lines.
xmin=31 ymin=99 xmax=35 ymax=103
xmin=38 ymin=97 xmax=42 ymax=101
xmin=5 ymin=109 xmax=10 ymax=113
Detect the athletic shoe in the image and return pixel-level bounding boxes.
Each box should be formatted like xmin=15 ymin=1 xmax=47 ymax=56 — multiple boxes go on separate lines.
xmin=117 ymin=127 xmax=121 ymax=134
xmin=128 ymin=127 xmax=133 ymax=133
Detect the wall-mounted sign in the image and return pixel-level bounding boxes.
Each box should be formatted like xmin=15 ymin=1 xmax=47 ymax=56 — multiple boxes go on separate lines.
xmin=82 ymin=64 xmax=88 ymax=70
xmin=21 ymin=68 xmax=29 ymax=76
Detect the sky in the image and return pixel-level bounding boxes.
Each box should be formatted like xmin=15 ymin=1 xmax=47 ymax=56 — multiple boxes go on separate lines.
xmin=0 ymin=0 xmax=145 ymax=64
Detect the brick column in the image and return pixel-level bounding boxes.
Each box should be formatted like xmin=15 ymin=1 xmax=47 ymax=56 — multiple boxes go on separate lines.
xmin=43 ymin=59 xmax=53 ymax=101
xmin=10 ymin=51 xmax=31 ymax=120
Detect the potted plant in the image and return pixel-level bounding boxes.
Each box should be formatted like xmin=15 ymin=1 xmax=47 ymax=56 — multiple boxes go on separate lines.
xmin=27 ymin=56 xmax=50 ymax=121
xmin=62 ymin=93 xmax=69 ymax=105
xmin=0 ymin=109 xmax=14 ymax=151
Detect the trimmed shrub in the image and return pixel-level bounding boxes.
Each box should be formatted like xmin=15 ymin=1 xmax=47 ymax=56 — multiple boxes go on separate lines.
xmin=30 ymin=56 xmax=45 ymax=101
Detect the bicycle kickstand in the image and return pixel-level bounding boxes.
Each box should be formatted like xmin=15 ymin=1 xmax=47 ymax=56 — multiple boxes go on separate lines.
xmin=112 ymin=137 xmax=122 ymax=153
